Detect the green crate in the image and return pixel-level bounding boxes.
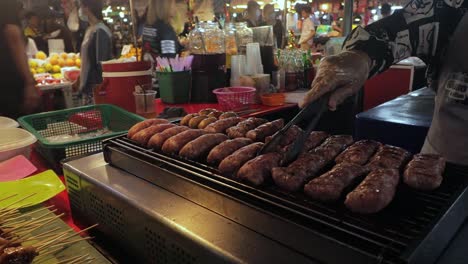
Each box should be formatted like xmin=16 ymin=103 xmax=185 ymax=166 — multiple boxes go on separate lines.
xmin=18 ymin=104 xmax=145 ymax=172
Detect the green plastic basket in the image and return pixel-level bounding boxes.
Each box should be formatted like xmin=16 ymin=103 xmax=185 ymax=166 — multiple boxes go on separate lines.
xmin=18 ymin=104 xmax=145 ymax=172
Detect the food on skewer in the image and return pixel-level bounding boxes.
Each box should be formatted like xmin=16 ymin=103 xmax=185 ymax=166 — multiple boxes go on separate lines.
xmin=403 ymin=154 xmax=446 ymax=191
xmin=162 ymin=129 xmax=206 ymax=155
xmin=207 ymin=111 xmax=223 ymax=119
xmin=180 ymin=113 xmax=198 ymax=126
xmin=219 ymin=112 xmax=238 ymax=119
xmin=335 ymin=140 xmax=382 ymax=165
xmin=301 ymin=131 xmax=329 ymax=154
xmin=237 ymin=153 xmax=282 ymax=186
xmin=272 ymin=153 xmax=327 ymax=192
xmin=246 ymin=119 xmax=284 ymax=142
xmin=204 ymin=117 xmax=244 ymax=133
xmin=309 ymin=135 xmax=354 ymax=161
xmin=218 ymin=143 xmax=264 ymax=176
xmin=345 ymin=168 xmax=400 ymax=214
xmin=198 ymin=108 xmax=218 ymax=116
xmin=198 ymin=117 xmax=218 ymax=129
xmin=0 ymin=246 xmax=38 ymax=264
xmin=147 ymin=126 xmax=190 ymax=149
xmin=188 ymin=115 xmax=209 ymax=129
xmin=265 ymin=125 xmax=303 ymax=153
xmin=366 ymin=145 xmax=411 ymax=171
xmin=127 ymin=118 xmax=170 ymax=138
xmin=207 ymin=138 xmax=253 ymax=164
xmin=304 ymin=163 xmax=369 ymax=202
xmin=226 ymin=118 xmax=268 ymax=138
xmin=131 ymin=123 xmax=176 ymax=146
xmin=179 ymin=133 xmax=229 ymax=160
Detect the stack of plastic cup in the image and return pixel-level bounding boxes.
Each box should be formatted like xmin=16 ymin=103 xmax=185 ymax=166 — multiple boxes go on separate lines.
xmin=246 ymin=43 xmax=263 ymax=76
xmin=230 ymin=54 xmax=246 ymax=86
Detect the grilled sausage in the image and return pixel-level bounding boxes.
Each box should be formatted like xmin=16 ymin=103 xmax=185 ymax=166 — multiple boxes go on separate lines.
xmin=179 ymin=133 xmax=229 ymax=160
xmin=131 ymin=123 xmax=176 ymax=146
xmin=226 ymin=118 xmax=268 ymax=138
xmin=265 ymin=125 xmax=303 ymax=151
xmin=219 ymin=112 xmax=238 ymax=119
xmin=345 ymin=168 xmax=400 ymax=214
xmin=272 ymin=153 xmax=327 ymax=192
xmin=162 ymin=129 xmax=206 ymax=155
xmin=335 ymin=140 xmax=382 ymax=165
xmin=207 ymin=138 xmax=253 ymax=164
xmin=218 ymin=142 xmax=264 ymax=176
xmin=301 ymin=131 xmax=329 ymax=154
xmin=128 ymin=118 xmax=170 ymax=138
xmin=310 ymin=135 xmax=354 ymax=162
xmin=366 ymin=145 xmax=411 ymax=171
xmin=237 ymin=153 xmax=282 ymax=186
xmin=199 ymin=108 xmax=218 ymax=116
xmin=188 ymin=115 xmax=208 ymax=128
xmin=204 ymin=117 xmax=244 ymax=133
xmin=207 ymin=111 xmax=223 ymax=118
xmin=403 ymin=154 xmax=446 ymax=191
xmin=304 ymin=163 xmax=369 ymax=202
xmin=246 ymin=119 xmax=284 ymax=142
xmin=180 ymin=114 xmax=198 ymax=126
xmin=198 ymin=117 xmax=218 ymax=129
xmin=148 ymin=126 xmax=190 ymax=150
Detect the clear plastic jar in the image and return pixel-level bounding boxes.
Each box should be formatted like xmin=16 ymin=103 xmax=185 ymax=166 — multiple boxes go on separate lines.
xmin=189 ymin=21 xmax=225 ymax=54
xmin=234 ymin=22 xmax=253 ymax=55
xmin=224 ymin=23 xmax=238 ymax=56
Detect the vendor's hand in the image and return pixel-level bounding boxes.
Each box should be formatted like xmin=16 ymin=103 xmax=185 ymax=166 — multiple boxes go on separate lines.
xmin=22 ymin=84 xmax=41 ymax=114
xmin=299 ymin=50 xmax=371 ymax=111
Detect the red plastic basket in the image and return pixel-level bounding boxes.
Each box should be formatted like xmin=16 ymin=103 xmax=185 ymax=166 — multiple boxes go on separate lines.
xmin=213 ymin=87 xmax=256 ymax=111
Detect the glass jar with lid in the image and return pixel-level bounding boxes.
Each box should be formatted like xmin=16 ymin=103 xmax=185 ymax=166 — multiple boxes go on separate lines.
xmin=189 ymin=21 xmax=225 ymax=54
xmin=234 ymin=22 xmax=253 ymax=55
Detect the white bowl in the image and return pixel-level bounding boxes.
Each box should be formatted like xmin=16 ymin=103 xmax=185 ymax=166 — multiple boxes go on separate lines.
xmin=0 ymin=128 xmax=37 ymax=162
xmin=0 ymin=117 xmax=19 ymax=128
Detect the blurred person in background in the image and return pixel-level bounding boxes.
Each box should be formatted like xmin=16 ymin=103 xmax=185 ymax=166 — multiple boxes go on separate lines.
xmin=298 ymin=5 xmax=315 ymax=50
xmin=73 ymin=0 xmax=113 ymax=105
xmin=262 ymin=4 xmax=284 ymax=48
xmin=245 ymin=1 xmax=261 ymax=27
xmin=381 ymin=3 xmax=392 ymax=18
xmin=141 ymin=0 xmax=181 ymax=61
xmin=0 ymin=1 xmax=40 ymax=118
xmin=331 ymin=5 xmax=344 ymax=36
xmin=24 ymin=11 xmax=48 ymax=52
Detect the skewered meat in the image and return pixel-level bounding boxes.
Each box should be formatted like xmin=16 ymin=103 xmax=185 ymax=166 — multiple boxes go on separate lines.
xmin=147 ymin=126 xmax=190 ymax=150
xmin=188 ymin=115 xmax=208 ymax=128
xmin=179 ymin=133 xmax=229 ymax=160
xmin=127 ymin=118 xmax=169 ymax=138
xmin=198 ymin=117 xmax=218 ymax=129
xmin=345 ymin=168 xmax=400 ymax=214
xmin=237 ymin=153 xmax=282 ymax=186
xmin=180 ymin=114 xmax=198 ymax=126
xmin=310 ymin=135 xmax=354 ymax=161
xmin=204 ymin=117 xmax=244 ymax=133
xmin=0 ymin=238 xmax=20 ymax=249
xmin=218 ymin=143 xmax=264 ymax=176
xmin=131 ymin=123 xmax=176 ymax=146
xmin=162 ymin=129 xmax=206 ymax=155
xmin=0 ymin=246 xmax=38 ymax=264
xmin=367 ymin=145 xmax=411 ymax=171
xmin=403 ymin=154 xmax=446 ymax=191
xmin=335 ymin=140 xmax=382 ymax=165
xmin=272 ymin=153 xmax=327 ymax=192
xmin=198 ymin=108 xmax=218 ymax=116
xmin=226 ymin=118 xmax=268 ymax=138
xmin=207 ymin=138 xmax=253 ymax=164
xmin=246 ymin=119 xmax=284 ymax=142
xmin=219 ymin=112 xmax=238 ymax=119
xmin=304 ymin=163 xmax=368 ymax=202
xmin=301 ymin=131 xmax=329 ymax=154
xmin=265 ymin=125 xmax=304 ymax=151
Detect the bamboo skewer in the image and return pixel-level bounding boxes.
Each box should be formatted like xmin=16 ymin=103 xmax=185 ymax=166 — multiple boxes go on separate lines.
xmin=0 ymin=193 xmax=36 ymax=210
xmin=2 ymin=206 xmax=55 ymax=225
xmin=55 ymin=253 xmax=89 ymax=264
xmin=50 ymin=236 xmax=94 ymax=248
xmin=0 ymin=194 xmax=18 ymax=203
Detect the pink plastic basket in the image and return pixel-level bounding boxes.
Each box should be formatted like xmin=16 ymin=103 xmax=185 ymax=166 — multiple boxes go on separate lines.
xmin=213 ymin=87 xmax=256 ymax=111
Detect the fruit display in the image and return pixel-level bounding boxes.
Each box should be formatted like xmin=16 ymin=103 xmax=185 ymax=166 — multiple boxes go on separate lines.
xmin=120 ymin=45 xmax=141 ymax=59
xmin=30 ymin=51 xmax=81 ymax=85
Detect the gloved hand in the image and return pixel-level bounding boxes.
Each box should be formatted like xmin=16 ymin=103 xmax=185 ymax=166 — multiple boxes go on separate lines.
xmin=299 ymin=50 xmax=371 ymax=111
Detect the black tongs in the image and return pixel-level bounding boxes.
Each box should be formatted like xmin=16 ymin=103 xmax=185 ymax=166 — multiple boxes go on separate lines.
xmin=258 ymin=94 xmax=330 ymax=164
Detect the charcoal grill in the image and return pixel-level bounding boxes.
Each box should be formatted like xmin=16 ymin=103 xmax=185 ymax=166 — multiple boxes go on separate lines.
xmin=87 ymin=134 xmax=468 ymax=264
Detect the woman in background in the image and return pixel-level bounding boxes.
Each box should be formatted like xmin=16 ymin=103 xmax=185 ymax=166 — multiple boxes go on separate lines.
xmin=298 ymin=5 xmax=315 ymax=50
xmin=74 ymin=0 xmax=113 ymax=105
xmin=141 ymin=0 xmax=181 ymax=61
xmin=0 ymin=0 xmax=40 ymax=118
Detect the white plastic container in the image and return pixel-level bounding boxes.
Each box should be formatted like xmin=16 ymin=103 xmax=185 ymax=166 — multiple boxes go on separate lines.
xmin=0 ymin=128 xmax=37 ymax=161
xmin=0 ymin=117 xmax=19 ymax=128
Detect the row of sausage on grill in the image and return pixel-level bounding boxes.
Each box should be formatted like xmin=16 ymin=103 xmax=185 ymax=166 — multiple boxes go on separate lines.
xmin=127 ymin=116 xmax=445 ymax=214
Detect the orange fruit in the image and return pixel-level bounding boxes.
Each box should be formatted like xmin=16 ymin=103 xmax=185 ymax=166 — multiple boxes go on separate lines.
xmin=35 ymin=51 xmax=47 ymax=60
xmin=60 ymin=52 xmax=68 ymax=59
xmin=75 ymin=58 xmax=81 ymax=68
xmin=58 ymin=58 xmax=66 ymax=67
xmin=66 ymin=58 xmax=75 ymax=67
xmin=50 ymin=57 xmax=59 ymax=65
